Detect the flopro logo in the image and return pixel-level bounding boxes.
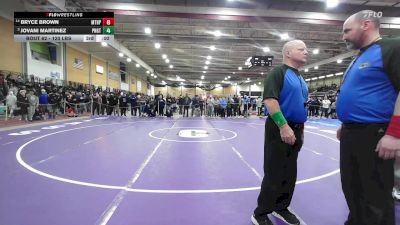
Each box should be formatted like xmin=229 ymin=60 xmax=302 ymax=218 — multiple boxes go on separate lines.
xmin=363 ymin=11 xmax=383 ymax=18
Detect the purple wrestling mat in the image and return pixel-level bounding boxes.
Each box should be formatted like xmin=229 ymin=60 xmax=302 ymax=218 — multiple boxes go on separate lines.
xmin=0 ymin=116 xmax=398 ymax=225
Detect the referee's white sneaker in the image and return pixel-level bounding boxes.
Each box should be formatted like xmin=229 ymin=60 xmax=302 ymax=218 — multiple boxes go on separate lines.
xmin=393 ymin=187 xmax=400 ymax=201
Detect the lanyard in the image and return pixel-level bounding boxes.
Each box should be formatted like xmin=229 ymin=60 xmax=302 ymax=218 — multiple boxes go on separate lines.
xmin=340 ymin=53 xmax=359 ymax=89
xmin=338 ymin=38 xmax=381 ymax=94
xmin=297 ymin=75 xmax=307 ymax=100
xmin=295 ymin=72 xmax=307 ymax=107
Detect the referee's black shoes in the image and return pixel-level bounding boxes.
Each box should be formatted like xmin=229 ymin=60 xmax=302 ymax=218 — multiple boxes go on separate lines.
xmin=272 ymin=208 xmax=300 ymax=225
xmin=251 ymin=214 xmax=273 ymax=225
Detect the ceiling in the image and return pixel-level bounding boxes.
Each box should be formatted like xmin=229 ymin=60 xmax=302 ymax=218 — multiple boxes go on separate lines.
xmin=2 ymin=0 xmax=400 ymax=85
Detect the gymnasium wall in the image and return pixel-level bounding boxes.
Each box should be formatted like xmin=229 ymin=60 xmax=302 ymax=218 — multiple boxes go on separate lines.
xmin=0 ymin=16 xmax=22 ymax=73
xmin=66 ymin=46 xmax=89 ymax=84
xmin=130 ymin=74 xmax=137 ymax=93
xmin=307 ymin=76 xmax=342 ymax=89
xmin=107 ymin=64 xmax=120 ymax=90
xmin=91 ymin=56 xmax=107 ymax=88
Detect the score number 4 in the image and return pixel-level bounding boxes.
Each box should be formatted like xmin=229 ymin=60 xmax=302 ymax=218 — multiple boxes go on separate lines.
xmin=102 ymin=18 xmax=114 ymax=34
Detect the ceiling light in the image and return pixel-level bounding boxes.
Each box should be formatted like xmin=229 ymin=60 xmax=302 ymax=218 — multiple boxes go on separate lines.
xmin=169 ymin=65 xmax=174 ymax=69
xmin=180 ymin=82 xmax=184 ymax=85
xmin=261 ymin=72 xmax=264 ymax=75
xmin=326 ymin=74 xmax=334 ymax=78
xmin=233 ymin=72 xmax=235 ymax=74
xmin=101 ymin=42 xmax=108 ymax=47
xmin=247 ymin=78 xmax=250 ymax=81
xmin=305 ymin=68 xmax=309 ymax=72
xmin=205 ymin=61 xmax=210 ymax=65
xmin=207 ymin=55 xmax=212 ymax=60
xmin=228 ymin=76 xmax=231 ymax=79
xmin=312 ymin=49 xmax=319 ymax=54
xmin=314 ymin=66 xmax=319 ymax=69
xmin=311 ymin=77 xmax=318 ymax=80
xmin=144 ymin=27 xmax=152 ymax=34
xmin=154 ymin=75 xmax=157 ymax=78
xmin=280 ymin=33 xmax=289 ymax=40
xmin=337 ymin=59 xmax=343 ymax=63
xmin=204 ymin=66 xmax=208 ymax=70
xmin=214 ymin=30 xmax=222 ymax=37
xmin=165 ymin=59 xmax=170 ymax=63
xmin=162 ymin=54 xmax=167 ymax=59
xmin=263 ymin=47 xmax=270 ymax=52
xmin=238 ymin=67 xmax=242 ymax=70
xmin=305 ymin=78 xmax=311 ymax=82
xmin=146 ymin=71 xmax=150 ymax=74
xmin=118 ymin=52 xmax=124 ymax=57
xmin=127 ymin=58 xmax=132 ymax=62
xmin=258 ymin=82 xmax=261 ymax=85
xmin=155 ymin=43 xmax=161 ymax=49
xmin=335 ymin=72 xmax=344 ymax=76
xmin=151 ymin=73 xmax=154 ymax=77
xmin=225 ymin=77 xmax=228 ymax=80
xmin=136 ymin=63 xmax=140 ymax=68
xmin=318 ymin=75 xmax=326 ymax=79
xmin=326 ymin=0 xmax=339 ymax=8
xmin=202 ymin=71 xmax=206 ymax=74
xmin=210 ymin=45 xmax=216 ymax=51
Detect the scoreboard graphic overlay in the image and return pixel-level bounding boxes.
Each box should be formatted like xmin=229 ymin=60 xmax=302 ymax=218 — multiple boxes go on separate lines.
xmin=14 ymin=12 xmax=114 ymax=42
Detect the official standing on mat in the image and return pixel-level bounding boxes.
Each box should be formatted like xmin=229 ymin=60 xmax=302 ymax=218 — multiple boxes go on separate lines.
xmin=336 ymin=10 xmax=400 ymax=225
xmin=252 ymin=40 xmax=309 ymax=225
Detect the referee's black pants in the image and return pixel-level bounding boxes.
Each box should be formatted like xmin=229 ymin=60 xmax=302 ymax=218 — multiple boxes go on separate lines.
xmin=254 ymin=117 xmax=304 ymax=217
xmin=340 ymin=123 xmax=394 ymax=225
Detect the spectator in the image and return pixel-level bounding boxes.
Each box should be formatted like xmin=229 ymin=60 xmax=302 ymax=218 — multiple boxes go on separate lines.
xmin=17 ymin=89 xmax=29 ymax=121
xmin=321 ymin=95 xmax=331 ymax=118
xmin=28 ymin=90 xmax=39 ymax=121
xmin=38 ymin=89 xmax=49 ymax=119
xmin=6 ymin=91 xmax=17 ymax=118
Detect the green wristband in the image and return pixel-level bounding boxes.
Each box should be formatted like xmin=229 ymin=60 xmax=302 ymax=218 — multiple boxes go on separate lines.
xmin=271 ymin=111 xmax=287 ymax=128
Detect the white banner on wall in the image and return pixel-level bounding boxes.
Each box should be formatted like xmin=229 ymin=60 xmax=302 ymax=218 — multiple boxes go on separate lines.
xmin=96 ymin=65 xmax=103 ymax=74
xmin=50 ymin=71 xmax=60 ymax=79
xmin=137 ymin=80 xmax=142 ymax=92
xmin=150 ymin=84 xmax=154 ymax=96
xmin=108 ymin=71 xmax=119 ymax=80
xmin=121 ymin=82 xmax=129 ymax=91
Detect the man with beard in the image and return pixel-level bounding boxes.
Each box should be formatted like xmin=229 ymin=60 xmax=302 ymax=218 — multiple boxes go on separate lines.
xmin=336 ymin=10 xmax=400 ymax=225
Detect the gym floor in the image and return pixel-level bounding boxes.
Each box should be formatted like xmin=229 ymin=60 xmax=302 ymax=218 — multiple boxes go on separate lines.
xmin=0 ymin=116 xmax=398 ymax=225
